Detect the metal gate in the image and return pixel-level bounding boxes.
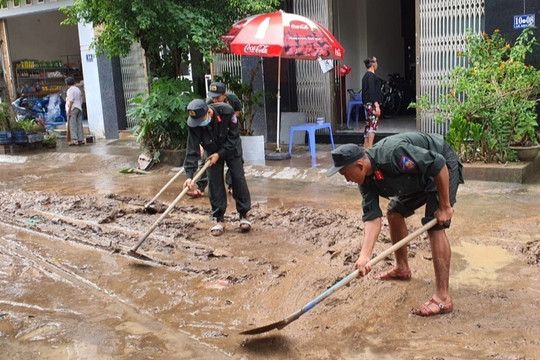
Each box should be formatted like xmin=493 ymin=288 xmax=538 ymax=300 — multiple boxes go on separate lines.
xmin=418 ymin=0 xmax=485 ymax=134
xmin=213 ymin=53 xmax=242 ymax=80
xmin=294 ymin=0 xmax=334 ymax=123
xmin=120 ymin=42 xmax=148 ymax=129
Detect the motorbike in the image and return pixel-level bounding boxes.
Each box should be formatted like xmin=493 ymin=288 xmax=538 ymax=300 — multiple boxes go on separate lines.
xmin=381 ymin=73 xmax=405 ymax=118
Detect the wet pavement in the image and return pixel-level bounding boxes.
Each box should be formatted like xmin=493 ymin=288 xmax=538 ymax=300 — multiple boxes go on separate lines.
xmin=1 ymin=138 xmax=540 ymax=359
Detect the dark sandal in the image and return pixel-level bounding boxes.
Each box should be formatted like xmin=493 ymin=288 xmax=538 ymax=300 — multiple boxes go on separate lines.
xmin=210 ymin=223 xmax=224 ymax=236
xmin=239 ymin=218 xmax=251 ymax=232
xmin=411 ymin=297 xmax=454 ymax=317
xmin=375 ymin=267 xmax=412 ymax=281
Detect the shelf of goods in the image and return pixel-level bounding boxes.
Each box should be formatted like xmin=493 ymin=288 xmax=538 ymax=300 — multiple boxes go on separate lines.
xmin=16 ymin=60 xmax=67 ymax=97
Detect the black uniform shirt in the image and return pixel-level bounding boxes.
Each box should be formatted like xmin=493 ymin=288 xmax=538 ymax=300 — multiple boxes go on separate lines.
xmin=184 ymin=102 xmax=242 ymax=179
xmin=206 ymin=93 xmax=242 ymax=113
xmin=360 ymin=132 xmax=448 ymax=221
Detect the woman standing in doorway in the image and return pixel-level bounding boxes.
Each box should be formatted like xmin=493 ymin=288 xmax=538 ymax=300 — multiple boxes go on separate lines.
xmin=361 ymin=56 xmax=383 ymax=149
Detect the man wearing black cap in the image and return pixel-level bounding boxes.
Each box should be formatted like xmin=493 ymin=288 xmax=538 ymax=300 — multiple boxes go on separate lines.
xmin=188 ymin=82 xmax=243 ymax=198
xmin=183 ymin=99 xmax=251 ymax=236
xmin=206 ymin=82 xmax=242 ymax=115
xmin=327 ymin=132 xmax=464 ymax=316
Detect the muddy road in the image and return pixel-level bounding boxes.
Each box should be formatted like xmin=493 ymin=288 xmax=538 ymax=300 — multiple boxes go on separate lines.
xmin=1 ymin=145 xmax=540 ymax=359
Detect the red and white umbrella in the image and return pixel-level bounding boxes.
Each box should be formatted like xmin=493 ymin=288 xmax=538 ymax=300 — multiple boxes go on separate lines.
xmin=221 ymin=10 xmax=345 ymax=154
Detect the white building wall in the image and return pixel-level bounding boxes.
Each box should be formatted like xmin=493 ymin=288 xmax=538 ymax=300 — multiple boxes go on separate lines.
xmin=337 ymin=0 xmax=367 ymax=92
xmin=77 ymin=23 xmax=104 ymax=138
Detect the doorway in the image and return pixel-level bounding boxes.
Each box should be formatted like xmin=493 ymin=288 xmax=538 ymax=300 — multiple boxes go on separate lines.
xmin=334 ymin=0 xmax=416 ymax=134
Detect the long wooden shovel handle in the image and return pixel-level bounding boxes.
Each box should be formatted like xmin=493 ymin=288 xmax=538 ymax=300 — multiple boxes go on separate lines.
xmin=130 ymin=161 xmax=211 ymax=253
xmin=282 ymin=218 xmax=438 ymax=326
xmin=144 ymin=168 xmax=185 ymax=209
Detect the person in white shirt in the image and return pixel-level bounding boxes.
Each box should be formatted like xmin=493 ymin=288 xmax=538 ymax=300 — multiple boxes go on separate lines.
xmin=65 ymin=77 xmax=84 ymax=146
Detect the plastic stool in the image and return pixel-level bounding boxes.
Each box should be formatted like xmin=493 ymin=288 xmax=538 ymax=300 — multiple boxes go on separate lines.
xmin=347 ymin=100 xmax=363 ymax=129
xmin=288 ymin=122 xmax=335 ymax=160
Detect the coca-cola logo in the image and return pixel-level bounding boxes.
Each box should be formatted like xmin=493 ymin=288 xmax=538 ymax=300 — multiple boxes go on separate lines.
xmin=244 ymin=44 xmax=269 ymax=54
xmin=290 ymin=23 xmax=309 ymax=31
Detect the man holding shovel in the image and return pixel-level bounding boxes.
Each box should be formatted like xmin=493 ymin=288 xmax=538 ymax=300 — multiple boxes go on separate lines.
xmin=327 ymin=132 xmax=463 ymax=316
xmin=183 ymin=99 xmax=251 ymax=236
xmin=187 ymin=82 xmax=242 ymax=198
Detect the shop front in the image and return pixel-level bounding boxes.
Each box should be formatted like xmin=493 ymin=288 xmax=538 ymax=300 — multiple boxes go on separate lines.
xmin=1 ymin=3 xmax=82 ymax=131
xmin=0 ymin=0 xmax=142 ymax=140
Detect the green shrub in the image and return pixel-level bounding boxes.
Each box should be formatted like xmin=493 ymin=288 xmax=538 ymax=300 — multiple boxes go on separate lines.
xmin=0 ymin=102 xmax=15 ymax=131
xmin=411 ymin=28 xmax=540 ymax=162
xmin=128 ymin=77 xmax=196 ymax=152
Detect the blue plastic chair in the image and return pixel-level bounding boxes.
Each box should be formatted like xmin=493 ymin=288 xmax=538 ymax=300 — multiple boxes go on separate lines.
xmin=288 ymin=122 xmax=335 ymax=160
xmin=347 ymin=99 xmax=364 ymax=129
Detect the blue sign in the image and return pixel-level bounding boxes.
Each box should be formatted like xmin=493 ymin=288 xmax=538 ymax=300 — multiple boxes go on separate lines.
xmin=514 ymin=14 xmax=535 ymax=29
xmin=86 ymin=54 xmax=94 ymax=62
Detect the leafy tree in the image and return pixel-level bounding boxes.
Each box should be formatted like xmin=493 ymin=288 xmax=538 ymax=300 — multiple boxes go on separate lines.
xmin=62 ymin=0 xmax=280 ymax=78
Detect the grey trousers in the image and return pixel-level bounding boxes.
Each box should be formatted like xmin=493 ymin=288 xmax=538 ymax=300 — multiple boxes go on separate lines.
xmin=69 ymin=108 xmax=83 ymax=142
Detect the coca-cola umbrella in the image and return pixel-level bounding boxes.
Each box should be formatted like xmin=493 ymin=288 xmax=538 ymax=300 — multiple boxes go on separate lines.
xmin=221 ymin=10 xmax=345 ymax=158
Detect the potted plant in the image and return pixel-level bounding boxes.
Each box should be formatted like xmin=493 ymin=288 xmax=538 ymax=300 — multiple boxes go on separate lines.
xmin=0 ymin=102 xmax=14 ymax=145
xmin=215 ymin=61 xmax=266 ymax=162
xmin=128 ymin=77 xmax=196 ymax=166
xmin=42 ymin=132 xmax=58 ymax=149
xmin=18 ymin=117 xmax=45 ymax=143
xmin=411 ymin=28 xmax=540 ymax=163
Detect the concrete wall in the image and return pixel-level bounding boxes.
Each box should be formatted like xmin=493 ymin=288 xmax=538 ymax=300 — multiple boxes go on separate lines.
xmin=7 ymin=11 xmax=79 ymax=64
xmin=366 ymin=0 xmax=405 ymax=81
xmin=336 ymin=0 xmax=367 ymax=92
xmin=336 ymin=0 xmax=405 ymax=90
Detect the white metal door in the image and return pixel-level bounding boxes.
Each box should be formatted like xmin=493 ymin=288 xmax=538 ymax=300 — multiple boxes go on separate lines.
xmin=294 ymin=0 xmax=334 ymax=124
xmin=417 ymin=0 xmax=485 ymax=134
xmin=120 ymin=42 xmax=149 ymax=129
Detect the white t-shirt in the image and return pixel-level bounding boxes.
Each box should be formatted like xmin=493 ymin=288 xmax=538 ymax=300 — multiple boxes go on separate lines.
xmin=65 ymin=85 xmax=83 ymax=112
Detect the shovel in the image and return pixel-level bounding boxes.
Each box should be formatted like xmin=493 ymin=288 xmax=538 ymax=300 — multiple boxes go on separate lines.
xmin=144 ymin=167 xmax=185 ymax=214
xmin=240 ymin=218 xmax=438 ymax=335
xmin=127 ymin=161 xmax=211 ymax=260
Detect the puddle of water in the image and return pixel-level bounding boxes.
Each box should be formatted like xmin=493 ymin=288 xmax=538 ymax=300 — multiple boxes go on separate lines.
xmin=453 ymin=242 xmax=514 ymax=288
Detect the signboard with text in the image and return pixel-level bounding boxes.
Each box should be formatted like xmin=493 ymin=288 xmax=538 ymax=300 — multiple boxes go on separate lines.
xmin=514 ymin=14 xmax=535 ymax=29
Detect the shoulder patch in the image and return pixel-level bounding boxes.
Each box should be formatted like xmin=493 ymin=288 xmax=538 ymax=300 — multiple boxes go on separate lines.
xmin=231 ymin=113 xmax=238 ymax=124
xmin=399 ymin=155 xmax=417 ymax=172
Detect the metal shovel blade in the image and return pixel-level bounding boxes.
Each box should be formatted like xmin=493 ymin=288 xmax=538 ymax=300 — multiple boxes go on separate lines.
xmin=240 ymin=219 xmax=438 ymax=335
xmin=125 ymin=249 xmax=155 ymax=262
xmin=239 ymin=320 xmax=286 ymax=335
xmin=240 ymin=309 xmax=303 ymax=335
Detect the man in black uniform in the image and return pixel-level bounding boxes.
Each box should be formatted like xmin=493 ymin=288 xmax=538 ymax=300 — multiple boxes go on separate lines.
xmin=188 ymin=82 xmax=243 ymax=198
xmin=183 ymin=99 xmax=251 ymax=236
xmin=327 ymin=132 xmax=464 ymax=316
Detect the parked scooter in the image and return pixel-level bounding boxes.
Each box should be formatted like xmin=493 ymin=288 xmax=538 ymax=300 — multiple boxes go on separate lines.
xmin=381 ymin=73 xmax=405 ymax=118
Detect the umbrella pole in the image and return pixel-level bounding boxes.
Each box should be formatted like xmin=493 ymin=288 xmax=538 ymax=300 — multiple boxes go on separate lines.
xmin=275 ymin=55 xmax=282 ymax=152
xmin=266 ymin=56 xmax=291 ymax=161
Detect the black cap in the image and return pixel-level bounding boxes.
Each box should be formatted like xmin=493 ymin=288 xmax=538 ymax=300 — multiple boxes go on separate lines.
xmin=186 ymin=99 xmax=209 ymax=127
xmin=207 ymin=82 xmax=226 ymax=98
xmin=326 ymin=144 xmax=365 ymax=177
